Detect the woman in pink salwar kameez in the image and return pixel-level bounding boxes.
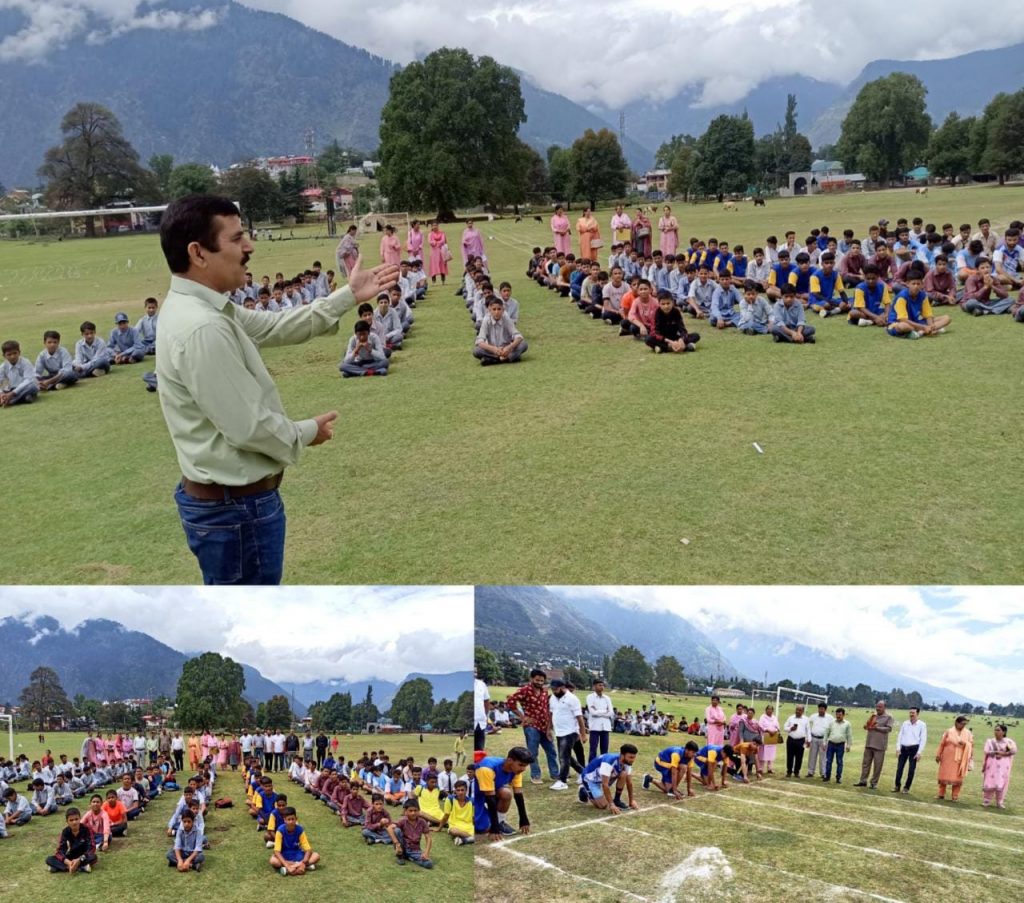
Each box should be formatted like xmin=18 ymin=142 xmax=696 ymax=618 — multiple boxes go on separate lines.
xmin=461 ymin=220 xmax=485 ymax=266
xmin=658 ymin=205 xmax=679 ymax=255
xmin=705 ymin=697 xmax=726 ymax=747
xmin=576 ymin=208 xmax=601 ymax=262
xmin=379 ymin=225 xmax=401 ymax=265
xmin=550 ymin=206 xmax=572 ymax=255
xmin=757 ymin=705 xmax=781 ymax=774
xmin=406 ymin=220 xmax=424 ymax=261
xmin=611 ymin=205 xmax=632 ymax=245
xmin=428 ymin=223 xmax=449 ymax=284
xmin=982 ymin=724 xmax=1016 ymax=808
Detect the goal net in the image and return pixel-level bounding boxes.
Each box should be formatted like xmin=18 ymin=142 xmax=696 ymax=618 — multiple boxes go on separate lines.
xmin=751 ymin=686 xmax=828 ymax=712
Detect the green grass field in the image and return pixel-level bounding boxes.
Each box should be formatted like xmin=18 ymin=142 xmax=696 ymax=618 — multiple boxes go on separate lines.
xmin=1 ymin=184 xmax=1023 ymax=584
xmin=0 ymin=731 xmax=471 ymax=902
xmin=477 ymin=687 xmax=1022 ymax=903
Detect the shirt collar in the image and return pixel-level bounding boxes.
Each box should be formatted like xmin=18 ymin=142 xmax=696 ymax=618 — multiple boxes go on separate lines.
xmin=170 ymin=275 xmax=233 ymax=311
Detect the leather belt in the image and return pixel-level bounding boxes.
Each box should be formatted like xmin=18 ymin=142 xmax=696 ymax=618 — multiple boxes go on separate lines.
xmin=181 ymin=472 xmax=283 ymax=500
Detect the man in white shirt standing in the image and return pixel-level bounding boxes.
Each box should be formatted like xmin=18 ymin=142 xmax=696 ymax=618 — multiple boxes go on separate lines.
xmin=549 ymin=680 xmax=587 ymax=791
xmin=783 ymin=705 xmax=810 ymax=778
xmin=586 ymin=679 xmax=614 ymax=762
xmin=893 ymin=707 xmax=927 ymax=794
xmin=805 ymin=703 xmax=834 ymax=778
xmin=474 ymin=670 xmax=491 ymax=752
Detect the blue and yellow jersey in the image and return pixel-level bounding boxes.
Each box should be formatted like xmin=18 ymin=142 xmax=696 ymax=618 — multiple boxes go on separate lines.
xmin=809 ymin=268 xmax=844 ymax=302
xmin=768 ymin=263 xmax=794 ymax=288
xmin=694 ymin=745 xmax=723 ymax=773
xmin=715 ymin=251 xmax=732 ymax=273
xmin=787 ymin=267 xmax=814 ymax=294
xmin=728 ymin=255 xmax=748 ymax=278
xmin=655 ymin=746 xmax=690 ymax=770
xmin=581 ymin=753 xmax=628 ymax=785
xmin=852 ymin=281 xmax=891 ymax=316
xmin=888 ymin=289 xmax=933 ymax=324
xmin=474 ymin=756 xmax=523 ymax=794
xmin=274 ymin=823 xmax=311 ymax=861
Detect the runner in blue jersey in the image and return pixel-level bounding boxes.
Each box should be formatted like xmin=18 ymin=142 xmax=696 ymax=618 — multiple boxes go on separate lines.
xmin=576 ymin=744 xmax=639 ymax=813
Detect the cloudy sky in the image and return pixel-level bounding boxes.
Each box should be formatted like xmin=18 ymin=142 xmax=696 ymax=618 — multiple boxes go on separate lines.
xmin=554 ymin=586 xmax=1024 ymax=703
xmin=3 ymin=1 xmax=1024 ymax=108
xmin=0 ymin=586 xmax=472 ymax=684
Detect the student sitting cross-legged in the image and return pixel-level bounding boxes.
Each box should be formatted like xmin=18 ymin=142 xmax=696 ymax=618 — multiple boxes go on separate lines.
xmin=474 ymin=296 xmax=527 ymax=366
xmin=848 ymin=265 xmax=892 ymax=327
xmin=72 ymin=321 xmax=112 ymax=378
xmin=167 ymin=809 xmax=204 ymax=872
xmin=646 ymin=291 xmax=699 ymax=353
xmin=35 ymin=330 xmax=79 ymax=391
xmin=388 ymin=798 xmax=434 ymax=869
xmin=887 ymin=266 xmax=952 ymax=338
xmin=0 ymin=340 xmax=40 ymax=407
xmin=362 ymin=794 xmax=394 ymax=844
xmin=962 ymin=258 xmax=1012 ymax=316
xmin=45 ymin=807 xmax=98 ymax=874
xmin=770 ymin=284 xmax=816 ymax=344
xmin=738 ymin=282 xmax=772 ymax=335
xmin=270 ymin=806 xmax=319 ymax=876
xmin=340 ymin=320 xmax=389 ymax=378
xmin=108 ymin=312 xmax=146 ymax=364
xmin=709 ymin=272 xmax=742 ymax=329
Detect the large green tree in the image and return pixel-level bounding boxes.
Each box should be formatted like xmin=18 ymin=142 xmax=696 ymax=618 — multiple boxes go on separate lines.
xmin=692 ymin=114 xmax=756 ymax=197
xmin=175 ymin=652 xmax=246 ymax=731
xmin=474 ymin=645 xmax=501 ymax=685
xmin=975 ymin=90 xmax=1024 ymax=184
xmin=263 ymin=694 xmax=293 ymax=730
xmin=547 ymin=146 xmax=575 ymax=205
xmin=389 ymin=678 xmax=435 ymax=730
xmin=836 ymin=73 xmax=931 ymax=183
xmin=220 ymin=166 xmax=282 ymax=229
xmin=655 ymin=133 xmax=697 ymax=170
xmin=148 ymin=153 xmax=174 ymax=200
xmin=668 ymin=145 xmax=699 ymax=199
xmin=653 ymin=655 xmax=686 ymax=693
xmin=570 ymin=128 xmax=629 ymax=210
xmin=310 ymin=691 xmax=353 ymax=732
xmin=481 ymin=139 xmax=540 ymax=211
xmin=38 ymin=102 xmax=153 ymax=236
xmin=608 ymin=645 xmax=653 ymax=690
xmin=378 ymin=47 xmax=526 ymax=217
xmin=431 ymin=699 xmax=455 ymax=732
xmin=453 ymin=690 xmax=474 ymax=732
xmin=19 ymin=666 xmax=73 ymax=732
xmin=167 ymin=162 xmax=217 ymax=199
xmin=350 ymin=685 xmax=380 ymax=728
xmin=927 ymin=112 xmax=975 ymax=185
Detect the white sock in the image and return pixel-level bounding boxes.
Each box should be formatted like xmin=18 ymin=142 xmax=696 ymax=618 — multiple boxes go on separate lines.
xmin=497 ymin=812 xmax=508 ymax=824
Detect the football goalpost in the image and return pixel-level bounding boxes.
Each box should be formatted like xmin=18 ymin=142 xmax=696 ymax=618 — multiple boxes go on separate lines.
xmin=0 ymin=714 xmax=12 ymax=763
xmin=751 ymin=686 xmax=829 ymax=712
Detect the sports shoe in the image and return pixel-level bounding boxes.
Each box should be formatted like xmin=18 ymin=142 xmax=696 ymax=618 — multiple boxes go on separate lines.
xmin=193 ymin=863 xmax=202 ymax=873
xmin=266 ymin=840 xmax=274 ymax=848
xmin=550 ymin=780 xmax=568 ymax=790
xmin=308 ymin=864 xmax=315 ymax=871
xmin=530 ymin=777 xmax=543 ymax=785
xmin=854 ymin=781 xmax=867 ymax=787
xmin=819 ymin=309 xmax=828 ymax=318
xmin=686 ymin=343 xmax=696 ymax=352
xmin=901 ymin=788 xmax=910 ymax=794
xmin=642 ymin=774 xmax=652 ymax=791
xmin=454 ymin=836 xmax=464 ymax=845
xmin=653 ymin=345 xmax=662 ymax=353
xmin=578 ymin=786 xmax=589 ymax=804
xmin=498 ymin=822 xmax=516 ymax=835
xmin=280 ymin=866 xmax=288 ymax=876
xmin=891 ymin=787 xmax=901 ymax=793
xmin=936 ymin=327 xmax=946 ymax=334
xmin=613 ymin=797 xmax=625 ymax=808
xmin=908 ymin=331 xmax=922 ymax=339
xmin=395 ymin=856 xmax=408 ymax=866
xmin=82 ymin=864 xmax=91 ymax=873
xmin=857 ymin=318 xmax=872 ymax=327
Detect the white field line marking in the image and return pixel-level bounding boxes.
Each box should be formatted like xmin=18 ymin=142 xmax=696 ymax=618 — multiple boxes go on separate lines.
xmin=709 ymin=792 xmax=1024 ymax=854
xmin=476 ymin=857 xmax=493 ymax=867
xmin=656 ymin=847 xmax=734 ymax=903
xmin=667 ymin=799 xmax=1006 ymax=880
xmin=751 ymin=782 xmax=1024 ymax=837
xmin=604 ymin=813 xmax=908 ymax=903
xmin=493 ymin=844 xmax=651 ymax=901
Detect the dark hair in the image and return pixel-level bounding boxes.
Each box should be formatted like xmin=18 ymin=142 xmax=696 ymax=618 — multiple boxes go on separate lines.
xmin=863 ymin=264 xmax=879 ymax=277
xmin=1 ymin=339 xmax=19 ymax=353
xmin=835 ymin=707 xmax=845 ymax=715
xmin=160 ymin=195 xmax=240 ymax=274
xmin=978 ymin=218 xmax=989 ymax=226
xmin=685 ymin=741 xmax=699 ymax=752
xmin=620 ymin=743 xmax=638 ymax=755
xmin=282 ymin=806 xmax=297 ymax=818
xmin=180 ymin=809 xmax=194 ymax=821
xmin=354 ymin=320 xmax=370 ymax=334
xmin=507 ymin=746 xmax=535 ymax=765
xmin=357 ymin=302 xmax=373 ymax=315
xmin=1005 ymin=227 xmax=1020 ymax=239
xmin=529 ymin=669 xmax=546 ymax=679
xmin=258 ymin=287 xmax=270 ymax=297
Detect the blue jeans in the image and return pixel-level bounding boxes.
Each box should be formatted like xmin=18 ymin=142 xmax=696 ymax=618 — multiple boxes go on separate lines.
xmin=174 ymin=484 xmax=286 ymax=584
xmin=825 ymin=742 xmax=846 ymax=781
xmin=523 ymin=726 xmax=559 ymax=780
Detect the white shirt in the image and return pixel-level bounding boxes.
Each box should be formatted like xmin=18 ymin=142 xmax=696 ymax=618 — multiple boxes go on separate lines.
xmin=474 ymin=679 xmax=490 ymax=730
xmin=586 ymin=692 xmax=614 ymax=732
xmin=784 ymin=715 xmax=810 ymax=740
xmin=896 ymin=719 xmax=928 ymax=751
xmin=807 ymin=713 xmax=834 ymax=738
xmin=550 ymin=691 xmax=583 ymax=738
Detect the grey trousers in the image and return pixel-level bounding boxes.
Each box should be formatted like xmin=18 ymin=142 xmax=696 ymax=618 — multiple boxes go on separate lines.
xmin=964 ymin=297 xmax=1013 ymax=315
xmin=806 ymin=738 xmax=827 ymax=776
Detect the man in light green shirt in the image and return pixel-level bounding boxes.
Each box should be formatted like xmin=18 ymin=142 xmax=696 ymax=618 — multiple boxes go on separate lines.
xmin=823 ymin=707 xmax=853 ymax=784
xmin=156 ymin=195 xmax=398 ymax=584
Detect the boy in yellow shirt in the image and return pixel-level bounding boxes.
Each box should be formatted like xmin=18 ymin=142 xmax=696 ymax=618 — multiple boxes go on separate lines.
xmin=438 ymin=780 xmax=474 ymax=845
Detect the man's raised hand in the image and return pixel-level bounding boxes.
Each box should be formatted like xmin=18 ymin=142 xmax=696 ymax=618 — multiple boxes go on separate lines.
xmin=348 ymin=255 xmax=401 ymax=302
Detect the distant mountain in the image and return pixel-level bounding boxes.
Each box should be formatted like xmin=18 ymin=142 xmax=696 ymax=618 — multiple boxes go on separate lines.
xmin=716 ymin=629 xmax=981 ymax=707
xmin=592 ymin=74 xmax=844 ymax=157
xmin=555 ymin=591 xmax=740 ymax=679
xmin=282 ymin=672 xmax=472 ymax=711
xmin=475 ymin=585 xmax=622 ymax=663
xmin=0 ymin=0 xmax=653 ymax=187
xmin=804 ymin=42 xmax=1024 ymax=148
xmin=0 ymin=615 xmax=305 ymax=715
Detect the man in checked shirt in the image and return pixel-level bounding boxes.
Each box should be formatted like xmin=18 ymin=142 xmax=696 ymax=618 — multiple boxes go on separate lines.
xmin=506 ymin=670 xmax=559 ymax=784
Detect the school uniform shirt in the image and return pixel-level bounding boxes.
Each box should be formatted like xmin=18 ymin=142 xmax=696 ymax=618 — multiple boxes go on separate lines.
xmin=768 ymin=263 xmax=795 ymax=290
xmin=395 ymin=815 xmax=427 ymax=851
xmin=476 ymin=314 xmax=522 ymax=348
xmin=344 ymin=333 xmax=388 ymax=365
xmin=437 ymin=770 xmax=460 ymax=794
xmin=374 ymin=308 xmax=404 ymax=343
xmin=746 ymin=259 xmax=771 ymax=286
xmin=0 ymin=357 xmax=38 ymax=393
xmin=688 ymin=279 xmax=715 ymax=314
xmin=738 ymin=297 xmax=772 ymax=328
xmin=852 ymin=281 xmax=891 ymax=317
xmin=771 ymin=301 xmax=806 ymax=329
xmin=924 ymin=270 xmax=956 ymax=298
xmin=32 ymin=785 xmax=55 ymax=810
xmin=108 ymin=325 xmax=145 ymax=357
xmin=156 ymin=276 xmax=358 ymax=486
xmin=5 ymin=793 xmax=31 ymax=820
xmin=503 ymin=296 xmax=520 ymax=323
xmin=711 ymin=285 xmax=741 ymax=321
xmin=727 ymin=255 xmax=748 ymax=278
xmin=54 ymin=783 xmax=74 ymax=805
xmin=888 ymin=289 xmax=934 ymax=324
xmin=787 ymin=268 xmax=814 ymax=294
xmin=809 ymin=269 xmax=844 ymax=304
xmin=136 ymin=314 xmax=159 ymax=345
xmin=972 ymin=230 xmax=1000 ymax=255
xmin=174 ymin=824 xmax=201 ymax=855
xmin=35 ymin=346 xmax=75 ymax=379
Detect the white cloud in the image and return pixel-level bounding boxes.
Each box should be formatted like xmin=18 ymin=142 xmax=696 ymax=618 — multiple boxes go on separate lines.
xmin=0 ymin=1 xmax=225 ymax=62
xmin=553 ymin=586 xmax=1024 ymax=703
xmin=0 ymin=586 xmax=473 ymax=684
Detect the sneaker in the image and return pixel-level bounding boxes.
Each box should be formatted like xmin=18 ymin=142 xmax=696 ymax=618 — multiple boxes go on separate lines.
xmin=821 ymin=776 xmax=828 ymax=782
xmin=308 ymin=864 xmax=315 ymax=871
xmin=819 ymin=309 xmax=828 ymax=318
xmin=578 ymin=786 xmax=589 ymax=804
xmin=82 ymin=864 xmax=91 ymax=873
xmin=48 ymin=866 xmax=58 ymax=873
xmin=857 ymin=318 xmax=872 ymax=327
xmin=908 ymin=331 xmax=922 ymax=339
xmin=498 ymin=822 xmax=516 ymax=835
xmin=529 ymin=777 xmax=543 ymax=785
xmin=642 ymin=774 xmax=652 ymax=791
xmin=365 ymin=836 xmax=374 ymax=845
xmin=836 ymin=779 xmax=841 ymax=784
xmin=395 ymin=856 xmax=408 ymax=866
xmin=613 ymin=797 xmax=625 ymax=808
xmin=936 ymin=327 xmax=946 ymax=334
xmin=280 ymin=866 xmax=288 ymax=876
xmin=972 ymin=309 xmax=984 ymax=317
xmin=854 ymin=782 xmax=867 ymax=787
xmin=480 ymin=357 xmax=495 ymax=366
xmin=653 ymin=345 xmax=662 ymax=353
xmin=901 ymin=788 xmax=910 ymax=794
xmin=686 ymin=343 xmax=696 ymax=352
xmin=869 ymin=784 xmax=877 ymax=790
xmin=454 ymin=836 xmax=464 ymax=845
xmin=266 ymin=840 xmax=274 ymax=848
xmin=550 ymin=780 xmax=568 ymax=790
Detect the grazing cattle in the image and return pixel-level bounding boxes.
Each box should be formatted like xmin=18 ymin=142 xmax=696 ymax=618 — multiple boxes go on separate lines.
xmin=515 ymin=216 xmax=522 ymax=223
xmin=915 ymin=186 xmax=929 ymax=196
xmin=723 ymin=201 xmax=738 ymax=212
xmin=753 ymin=197 xmax=766 ymax=207
xmin=533 ymin=215 xmax=543 ymax=223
